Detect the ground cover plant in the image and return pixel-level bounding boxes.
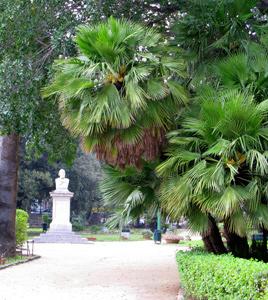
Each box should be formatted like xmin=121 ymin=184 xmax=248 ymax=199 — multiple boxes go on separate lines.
xmin=177 ymin=250 xmax=268 ymax=300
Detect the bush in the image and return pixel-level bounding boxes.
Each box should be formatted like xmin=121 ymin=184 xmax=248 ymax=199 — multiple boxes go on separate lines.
xmin=42 ymin=214 xmax=52 ymax=226
xmin=89 ymin=225 xmax=101 ymax=234
xmin=141 ymin=229 xmax=153 ymax=239
xmin=177 ymin=250 xmax=268 ymax=300
xmin=71 ymin=213 xmax=85 ymax=231
xmin=16 ymin=209 xmax=29 ymax=246
xmin=72 ymin=222 xmax=84 ymax=232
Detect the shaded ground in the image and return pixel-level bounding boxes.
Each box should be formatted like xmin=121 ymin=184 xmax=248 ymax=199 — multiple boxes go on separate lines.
xmin=0 ymin=241 xmax=180 ymax=300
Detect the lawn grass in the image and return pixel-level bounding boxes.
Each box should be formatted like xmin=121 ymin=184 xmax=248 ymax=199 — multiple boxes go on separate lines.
xmin=27 ymin=227 xmax=146 ymax=241
xmin=0 ymin=255 xmax=27 ymax=269
xmin=5 ymin=255 xmax=27 ymax=264
xmin=27 ymin=227 xmax=43 ymax=237
xmin=80 ymin=233 xmax=145 ymax=241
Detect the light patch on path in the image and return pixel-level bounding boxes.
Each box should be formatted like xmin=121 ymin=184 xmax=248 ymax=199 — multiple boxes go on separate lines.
xmin=0 ymin=241 xmax=180 ymax=300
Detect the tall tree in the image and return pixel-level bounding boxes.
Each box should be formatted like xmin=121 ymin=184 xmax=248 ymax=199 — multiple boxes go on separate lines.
xmin=0 ymin=135 xmax=19 ymax=256
xmin=0 ymin=0 xmax=79 ymax=256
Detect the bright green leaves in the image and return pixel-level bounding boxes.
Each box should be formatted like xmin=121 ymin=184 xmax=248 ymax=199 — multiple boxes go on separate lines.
xmin=90 ymin=84 xmax=132 ymax=128
xmin=43 ymin=73 xmax=94 ymax=99
xmin=167 ymin=81 xmax=189 ymax=105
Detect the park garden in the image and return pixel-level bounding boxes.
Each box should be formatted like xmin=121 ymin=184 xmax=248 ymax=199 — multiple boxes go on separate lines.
xmin=1 ymin=0 xmax=268 ymax=299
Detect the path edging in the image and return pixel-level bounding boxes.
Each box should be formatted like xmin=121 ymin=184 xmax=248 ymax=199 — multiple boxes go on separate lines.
xmin=0 ymin=255 xmax=41 ymax=271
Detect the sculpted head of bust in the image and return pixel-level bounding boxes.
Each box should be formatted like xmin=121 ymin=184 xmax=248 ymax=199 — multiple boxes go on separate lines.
xmin=55 ymin=169 xmax=69 ymax=191
xmin=58 ymin=169 xmax=66 ymax=179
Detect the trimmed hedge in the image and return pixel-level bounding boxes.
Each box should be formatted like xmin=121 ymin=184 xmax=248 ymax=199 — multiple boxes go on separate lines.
xmin=16 ymin=209 xmax=29 ymax=246
xmin=177 ymin=250 xmax=268 ymax=300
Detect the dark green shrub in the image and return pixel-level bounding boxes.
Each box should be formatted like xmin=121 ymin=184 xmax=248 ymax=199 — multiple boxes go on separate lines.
xmin=177 ymin=250 xmax=268 ymax=300
xmin=89 ymin=225 xmax=101 ymax=234
xmin=71 ymin=213 xmax=85 ymax=232
xmin=16 ymin=209 xmax=29 ymax=246
xmin=72 ymin=222 xmax=84 ymax=231
xmin=42 ymin=214 xmax=52 ymax=226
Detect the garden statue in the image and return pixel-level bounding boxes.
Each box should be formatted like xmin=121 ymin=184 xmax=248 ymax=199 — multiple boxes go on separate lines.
xmin=34 ymin=169 xmax=88 ymax=243
xmin=55 ymin=169 xmax=69 ymax=191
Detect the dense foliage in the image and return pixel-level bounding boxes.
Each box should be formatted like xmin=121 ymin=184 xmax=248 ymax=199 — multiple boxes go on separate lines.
xmin=43 ymin=17 xmax=188 ymax=167
xmin=15 ymin=209 xmax=29 ymax=246
xmin=157 ymin=89 xmax=268 ymax=257
xmin=100 ymin=162 xmax=159 ymax=228
xmin=177 ymin=250 xmax=268 ymax=299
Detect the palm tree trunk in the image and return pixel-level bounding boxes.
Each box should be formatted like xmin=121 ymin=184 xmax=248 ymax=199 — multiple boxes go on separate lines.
xmin=208 ymin=215 xmax=227 ymax=254
xmin=201 ymin=215 xmax=227 ymax=254
xmin=0 ymin=134 xmax=20 ymax=257
xmin=224 ymin=222 xmax=249 ymax=258
xmin=201 ymin=233 xmax=215 ymax=253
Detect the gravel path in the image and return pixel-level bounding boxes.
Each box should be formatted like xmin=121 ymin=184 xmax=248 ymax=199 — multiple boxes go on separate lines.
xmin=0 ymin=241 xmax=180 ymax=300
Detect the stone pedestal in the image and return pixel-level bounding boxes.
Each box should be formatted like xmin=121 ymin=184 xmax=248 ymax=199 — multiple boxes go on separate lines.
xmin=34 ymin=189 xmax=88 ymax=244
xmin=49 ymin=190 xmax=73 ymax=232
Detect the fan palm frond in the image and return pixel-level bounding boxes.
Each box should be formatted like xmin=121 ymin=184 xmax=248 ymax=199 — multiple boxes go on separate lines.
xmin=43 ymin=17 xmax=188 ymax=167
xmin=158 ymin=87 xmax=268 ymax=237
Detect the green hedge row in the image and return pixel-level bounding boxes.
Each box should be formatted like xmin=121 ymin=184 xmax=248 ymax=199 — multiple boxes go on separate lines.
xmin=177 ymin=250 xmax=268 ymax=300
xmin=16 ymin=209 xmax=29 ymax=246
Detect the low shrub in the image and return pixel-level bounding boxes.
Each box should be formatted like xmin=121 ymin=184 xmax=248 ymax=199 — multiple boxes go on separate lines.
xmin=177 ymin=250 xmax=268 ymax=300
xmin=71 ymin=213 xmax=86 ymax=231
xmin=141 ymin=229 xmax=153 ymax=239
xmin=72 ymin=222 xmax=84 ymax=232
xmin=16 ymin=209 xmax=29 ymax=246
xmin=89 ymin=225 xmax=102 ymax=234
xmin=42 ymin=214 xmax=52 ymax=226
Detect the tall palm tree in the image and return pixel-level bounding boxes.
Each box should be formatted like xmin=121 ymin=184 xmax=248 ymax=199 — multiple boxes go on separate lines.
xmin=100 ymin=162 xmax=160 ymax=229
xmin=43 ymin=17 xmax=188 ymax=167
xmin=157 ymin=89 xmax=268 ymax=258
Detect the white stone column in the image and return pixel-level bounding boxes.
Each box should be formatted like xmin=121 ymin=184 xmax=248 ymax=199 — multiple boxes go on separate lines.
xmin=49 ymin=190 xmax=74 ymax=232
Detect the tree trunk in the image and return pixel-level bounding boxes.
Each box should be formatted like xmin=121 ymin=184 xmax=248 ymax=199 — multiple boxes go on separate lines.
xmin=0 ymin=134 xmax=20 ymax=257
xmin=208 ymin=215 xmax=227 ymax=254
xmin=224 ymin=222 xmax=249 ymax=258
xmin=201 ymin=232 xmax=215 ymax=253
xmin=202 ymin=215 xmax=227 ymax=254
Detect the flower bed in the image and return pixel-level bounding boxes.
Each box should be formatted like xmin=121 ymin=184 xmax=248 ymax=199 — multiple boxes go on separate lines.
xmin=163 ymin=234 xmax=182 ymax=244
xmin=176 ymin=250 xmax=268 ymax=299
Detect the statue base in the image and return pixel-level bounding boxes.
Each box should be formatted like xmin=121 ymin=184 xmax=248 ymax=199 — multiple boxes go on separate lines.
xmin=34 ymin=190 xmax=88 ymax=244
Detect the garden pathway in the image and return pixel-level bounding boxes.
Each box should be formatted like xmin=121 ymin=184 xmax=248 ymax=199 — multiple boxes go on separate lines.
xmin=0 ymin=241 xmax=180 ymax=300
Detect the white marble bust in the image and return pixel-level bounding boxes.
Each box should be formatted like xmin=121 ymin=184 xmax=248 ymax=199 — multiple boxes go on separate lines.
xmin=55 ymin=169 xmax=69 ymax=191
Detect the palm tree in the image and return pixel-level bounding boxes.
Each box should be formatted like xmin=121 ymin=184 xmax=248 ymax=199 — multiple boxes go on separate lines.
xmin=43 ymin=17 xmax=188 ymax=167
xmin=172 ymin=0 xmax=265 ymax=89
xmin=100 ymin=162 xmax=160 ymax=229
xmin=157 ymin=89 xmax=268 ymax=258
xmin=214 ymin=42 xmax=268 ymax=101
